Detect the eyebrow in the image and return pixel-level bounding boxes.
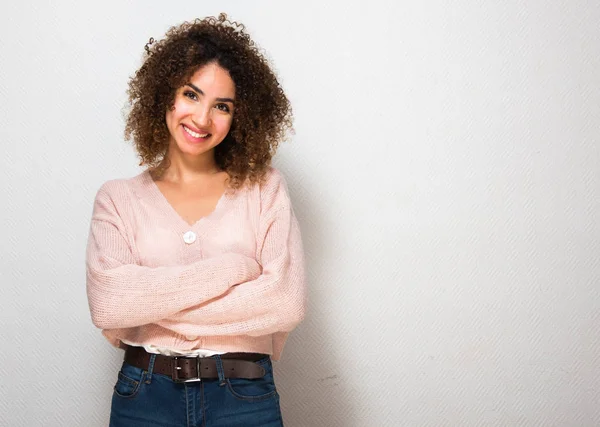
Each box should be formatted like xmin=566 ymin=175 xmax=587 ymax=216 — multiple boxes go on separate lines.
xmin=185 ymin=83 xmax=235 ymax=104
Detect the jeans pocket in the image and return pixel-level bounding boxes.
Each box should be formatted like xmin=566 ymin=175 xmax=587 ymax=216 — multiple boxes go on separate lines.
xmin=225 ymin=358 xmax=279 ymax=402
xmin=113 ymin=362 xmax=146 ymax=399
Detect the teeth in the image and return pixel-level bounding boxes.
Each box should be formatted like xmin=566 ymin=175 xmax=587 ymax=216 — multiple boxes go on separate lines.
xmin=184 ymin=126 xmax=209 ymax=138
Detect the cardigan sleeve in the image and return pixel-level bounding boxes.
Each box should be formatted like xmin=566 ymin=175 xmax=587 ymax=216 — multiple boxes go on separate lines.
xmin=156 ymin=170 xmax=307 ymax=337
xmin=85 ymin=182 xmax=261 ymax=330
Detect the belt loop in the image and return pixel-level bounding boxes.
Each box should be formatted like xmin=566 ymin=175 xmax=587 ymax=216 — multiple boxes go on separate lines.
xmin=213 ymin=355 xmax=226 ymax=386
xmin=145 ymin=353 xmax=157 ymax=384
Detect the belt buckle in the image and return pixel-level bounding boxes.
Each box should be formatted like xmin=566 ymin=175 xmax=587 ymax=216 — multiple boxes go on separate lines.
xmin=172 ymin=356 xmax=202 ymax=383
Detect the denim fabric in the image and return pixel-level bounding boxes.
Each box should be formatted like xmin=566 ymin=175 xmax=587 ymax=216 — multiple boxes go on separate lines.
xmin=109 ymin=354 xmax=284 ymax=427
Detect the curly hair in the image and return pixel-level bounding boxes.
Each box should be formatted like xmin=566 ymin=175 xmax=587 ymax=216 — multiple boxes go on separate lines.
xmin=124 ymin=13 xmax=293 ymax=189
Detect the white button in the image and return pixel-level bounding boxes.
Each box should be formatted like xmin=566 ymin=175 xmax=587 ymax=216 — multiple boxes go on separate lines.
xmin=183 ymin=231 xmax=197 ymax=244
xmin=185 ymin=335 xmax=198 ymax=341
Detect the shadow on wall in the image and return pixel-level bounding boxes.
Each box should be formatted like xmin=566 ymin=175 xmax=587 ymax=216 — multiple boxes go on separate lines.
xmin=274 ymin=161 xmax=358 ymax=427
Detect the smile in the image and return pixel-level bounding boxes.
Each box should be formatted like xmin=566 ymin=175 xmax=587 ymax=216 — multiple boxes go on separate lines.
xmin=183 ymin=125 xmax=210 ymax=139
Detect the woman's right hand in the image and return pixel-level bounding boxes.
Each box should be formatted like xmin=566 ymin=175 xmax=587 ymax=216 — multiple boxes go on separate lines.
xmin=229 ymin=253 xmax=262 ymax=286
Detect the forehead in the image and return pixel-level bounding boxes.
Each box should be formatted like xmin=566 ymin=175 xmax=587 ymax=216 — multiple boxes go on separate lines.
xmin=188 ymin=63 xmax=235 ymax=97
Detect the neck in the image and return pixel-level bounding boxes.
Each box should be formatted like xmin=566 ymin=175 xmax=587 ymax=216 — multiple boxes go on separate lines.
xmin=157 ymin=144 xmax=221 ymax=184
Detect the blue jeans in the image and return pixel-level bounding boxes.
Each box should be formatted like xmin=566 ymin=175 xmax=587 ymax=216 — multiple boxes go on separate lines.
xmin=109 ymin=354 xmax=284 ymax=426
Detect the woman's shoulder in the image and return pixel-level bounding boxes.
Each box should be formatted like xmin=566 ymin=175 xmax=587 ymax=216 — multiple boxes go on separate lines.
xmin=259 ymin=166 xmax=289 ymax=191
xmin=252 ymin=166 xmax=293 ymax=211
xmin=93 ymin=170 xmax=150 ymax=204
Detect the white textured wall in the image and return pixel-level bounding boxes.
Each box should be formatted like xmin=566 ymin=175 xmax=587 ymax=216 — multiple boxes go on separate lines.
xmin=1 ymin=1 xmax=599 ymax=426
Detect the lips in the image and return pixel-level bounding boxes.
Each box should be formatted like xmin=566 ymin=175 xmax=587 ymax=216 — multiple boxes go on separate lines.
xmin=183 ymin=124 xmax=211 ymax=139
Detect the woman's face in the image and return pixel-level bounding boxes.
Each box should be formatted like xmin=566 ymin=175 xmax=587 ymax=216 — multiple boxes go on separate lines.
xmin=165 ymin=62 xmax=235 ymax=160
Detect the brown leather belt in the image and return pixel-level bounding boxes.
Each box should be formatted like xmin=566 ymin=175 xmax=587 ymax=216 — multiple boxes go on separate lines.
xmin=124 ymin=345 xmax=268 ymax=383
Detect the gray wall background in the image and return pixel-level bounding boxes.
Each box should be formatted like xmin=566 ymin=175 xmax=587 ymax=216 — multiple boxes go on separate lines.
xmin=1 ymin=1 xmax=599 ymax=426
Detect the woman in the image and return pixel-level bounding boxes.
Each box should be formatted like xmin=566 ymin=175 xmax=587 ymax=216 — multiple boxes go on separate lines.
xmin=86 ymin=14 xmax=306 ymax=426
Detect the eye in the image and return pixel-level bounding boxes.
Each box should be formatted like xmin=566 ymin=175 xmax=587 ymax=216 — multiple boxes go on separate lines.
xmin=215 ymin=103 xmax=231 ymax=113
xmin=183 ymin=90 xmax=198 ymax=101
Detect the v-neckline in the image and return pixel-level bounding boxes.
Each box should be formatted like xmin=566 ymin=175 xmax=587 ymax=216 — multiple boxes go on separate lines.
xmin=142 ymin=170 xmax=230 ymax=231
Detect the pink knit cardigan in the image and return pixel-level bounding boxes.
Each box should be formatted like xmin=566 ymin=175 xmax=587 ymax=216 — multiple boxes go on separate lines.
xmin=85 ymin=167 xmax=306 ymax=360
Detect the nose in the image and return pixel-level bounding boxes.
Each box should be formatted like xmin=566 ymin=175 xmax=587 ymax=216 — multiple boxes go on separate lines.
xmin=192 ymin=105 xmax=212 ymax=128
